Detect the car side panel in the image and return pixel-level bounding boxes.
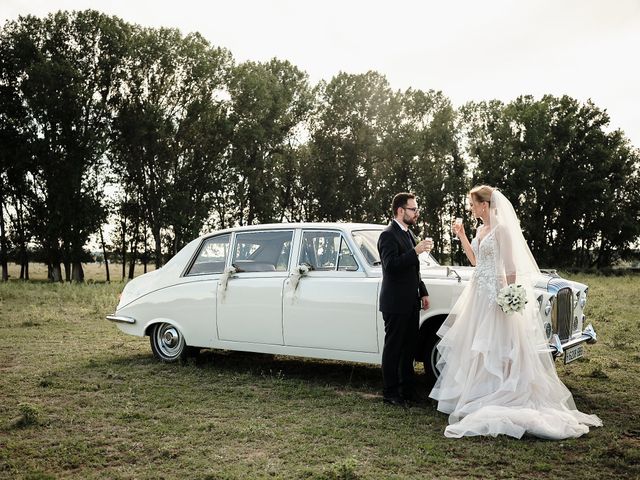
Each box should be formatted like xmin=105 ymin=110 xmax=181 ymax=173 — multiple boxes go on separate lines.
xmin=282 ymin=274 xmax=379 ymax=353
xmin=115 ymin=279 xmax=218 ymax=348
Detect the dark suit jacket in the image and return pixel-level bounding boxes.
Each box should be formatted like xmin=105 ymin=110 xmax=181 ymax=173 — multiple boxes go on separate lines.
xmin=377 ymin=221 xmax=429 ymax=314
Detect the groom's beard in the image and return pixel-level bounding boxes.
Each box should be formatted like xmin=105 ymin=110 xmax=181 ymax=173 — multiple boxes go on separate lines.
xmin=403 ymin=214 xmax=417 ymax=225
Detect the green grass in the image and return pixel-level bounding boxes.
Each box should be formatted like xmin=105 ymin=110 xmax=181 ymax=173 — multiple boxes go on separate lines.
xmin=1 ymin=274 xmax=639 ymax=479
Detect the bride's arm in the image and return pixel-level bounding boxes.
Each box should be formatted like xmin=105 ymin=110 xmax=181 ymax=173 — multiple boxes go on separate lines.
xmin=454 ymin=221 xmax=477 ymax=266
xmin=496 ymin=225 xmax=516 ymax=285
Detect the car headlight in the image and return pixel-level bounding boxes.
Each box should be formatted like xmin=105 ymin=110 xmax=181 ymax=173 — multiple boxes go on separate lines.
xmin=543 ymin=322 xmax=553 ymax=339
xmin=573 ymin=291 xmax=579 ymax=309
xmin=579 ymin=288 xmax=588 ymax=309
xmin=544 ymin=297 xmax=553 ymax=317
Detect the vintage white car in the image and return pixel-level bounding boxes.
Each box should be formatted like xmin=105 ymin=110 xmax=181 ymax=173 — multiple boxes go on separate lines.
xmin=107 ymin=222 xmax=597 ymax=383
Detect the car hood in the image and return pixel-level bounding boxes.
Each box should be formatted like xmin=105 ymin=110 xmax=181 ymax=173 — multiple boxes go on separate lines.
xmin=420 ymin=265 xmax=585 ymax=293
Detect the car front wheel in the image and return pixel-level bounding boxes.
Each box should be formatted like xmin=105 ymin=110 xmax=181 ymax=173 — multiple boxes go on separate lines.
xmin=421 ymin=330 xmax=441 ymax=387
xmin=150 ymin=323 xmax=189 ymax=362
xmin=417 ymin=317 xmax=446 ymax=388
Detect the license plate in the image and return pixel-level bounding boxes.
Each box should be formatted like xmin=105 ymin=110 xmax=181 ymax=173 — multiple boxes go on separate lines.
xmin=564 ymin=344 xmax=585 ymax=364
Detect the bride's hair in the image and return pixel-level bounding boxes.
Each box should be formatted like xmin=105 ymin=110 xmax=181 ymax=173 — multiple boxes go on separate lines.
xmin=469 ymin=185 xmax=495 ymax=204
xmin=469 ymin=185 xmax=495 ymax=228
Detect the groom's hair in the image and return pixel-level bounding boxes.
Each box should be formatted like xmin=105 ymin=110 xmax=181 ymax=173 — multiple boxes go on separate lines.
xmin=392 ymin=192 xmax=415 ymax=217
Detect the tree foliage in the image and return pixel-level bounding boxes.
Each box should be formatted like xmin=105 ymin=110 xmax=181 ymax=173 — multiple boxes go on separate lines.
xmin=0 ymin=10 xmax=638 ymax=281
xmin=463 ymin=95 xmax=640 ymax=268
xmin=0 ymin=10 xmax=129 ymax=280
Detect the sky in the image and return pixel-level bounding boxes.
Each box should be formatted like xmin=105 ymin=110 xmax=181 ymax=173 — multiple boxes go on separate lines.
xmin=2 ymin=0 xmax=640 ymax=147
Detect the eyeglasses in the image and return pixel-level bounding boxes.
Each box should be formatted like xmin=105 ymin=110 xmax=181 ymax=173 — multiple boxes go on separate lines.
xmin=403 ymin=207 xmax=419 ymax=212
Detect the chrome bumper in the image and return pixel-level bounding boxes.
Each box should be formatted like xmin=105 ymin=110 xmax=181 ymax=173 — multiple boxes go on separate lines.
xmin=550 ymin=323 xmax=597 ymax=358
xmin=106 ymin=314 xmax=136 ymax=324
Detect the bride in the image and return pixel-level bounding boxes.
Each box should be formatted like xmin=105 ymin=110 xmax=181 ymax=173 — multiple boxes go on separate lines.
xmin=429 ymin=185 xmax=602 ymax=439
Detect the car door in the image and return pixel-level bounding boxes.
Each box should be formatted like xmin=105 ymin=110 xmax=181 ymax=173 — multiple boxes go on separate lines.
xmin=282 ymin=229 xmax=379 ymax=353
xmin=216 ymin=229 xmax=293 ymax=345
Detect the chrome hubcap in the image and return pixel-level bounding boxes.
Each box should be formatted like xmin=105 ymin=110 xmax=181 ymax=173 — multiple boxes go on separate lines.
xmin=163 ymin=329 xmax=178 ymax=347
xmin=430 ymin=341 xmax=441 ymax=378
xmin=156 ymin=324 xmax=183 ymax=358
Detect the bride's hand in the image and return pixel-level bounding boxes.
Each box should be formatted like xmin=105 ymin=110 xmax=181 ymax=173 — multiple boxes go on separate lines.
xmin=452 ymin=220 xmax=465 ymax=239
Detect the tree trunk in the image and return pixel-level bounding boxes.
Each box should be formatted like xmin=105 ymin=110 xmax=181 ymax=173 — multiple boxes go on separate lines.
xmin=121 ymin=219 xmax=126 ymax=280
xmin=128 ymin=241 xmax=137 ymax=280
xmin=20 ymin=261 xmax=29 ymax=280
xmin=247 ymin=183 xmax=255 ymax=225
xmin=0 ymin=182 xmax=8 ymax=281
xmin=142 ymin=229 xmax=148 ymax=273
xmin=64 ymin=261 xmax=71 ymax=282
xmin=71 ymin=262 xmax=84 ymax=282
xmin=173 ymin=231 xmax=179 ymax=257
xmin=153 ymin=224 xmax=162 ymax=269
xmin=128 ymin=218 xmax=140 ymax=279
xmin=50 ymin=263 xmax=62 ymax=282
xmin=19 ymin=243 xmax=29 ymax=280
xmin=99 ymin=226 xmax=110 ymax=283
xmin=16 ymin=196 xmax=28 ymax=280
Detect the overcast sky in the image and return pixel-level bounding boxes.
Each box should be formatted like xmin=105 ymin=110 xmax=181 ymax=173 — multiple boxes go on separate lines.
xmin=2 ymin=0 xmax=639 ymax=147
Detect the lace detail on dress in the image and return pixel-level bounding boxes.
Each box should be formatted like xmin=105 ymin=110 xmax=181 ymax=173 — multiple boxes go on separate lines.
xmin=471 ymin=228 xmax=499 ymax=305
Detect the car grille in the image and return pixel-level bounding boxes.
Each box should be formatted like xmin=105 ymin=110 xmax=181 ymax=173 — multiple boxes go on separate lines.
xmin=552 ymin=287 xmax=574 ymax=341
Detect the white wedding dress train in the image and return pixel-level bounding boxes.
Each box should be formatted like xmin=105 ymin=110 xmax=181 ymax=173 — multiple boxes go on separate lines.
xmin=429 ymin=226 xmax=602 ymax=439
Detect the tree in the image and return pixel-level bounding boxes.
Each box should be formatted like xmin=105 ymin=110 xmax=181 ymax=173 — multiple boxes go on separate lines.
xmin=0 ymin=10 xmax=130 ymax=281
xmin=308 ymin=71 xmax=392 ymax=222
xmin=402 ymin=88 xmax=459 ymax=259
xmin=111 ymin=26 xmax=232 ymax=266
xmin=227 ymin=59 xmax=313 ymax=225
xmin=461 ymin=95 xmax=640 ymax=268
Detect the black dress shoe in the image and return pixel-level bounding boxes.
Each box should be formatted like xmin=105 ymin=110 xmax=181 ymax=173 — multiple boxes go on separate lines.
xmin=383 ymin=397 xmax=407 ymax=407
xmin=402 ymin=391 xmax=429 ymax=405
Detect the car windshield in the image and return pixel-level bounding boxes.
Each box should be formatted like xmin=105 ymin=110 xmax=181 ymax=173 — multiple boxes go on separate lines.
xmin=351 ymin=230 xmax=382 ymax=266
xmin=351 ymin=229 xmax=440 ymax=267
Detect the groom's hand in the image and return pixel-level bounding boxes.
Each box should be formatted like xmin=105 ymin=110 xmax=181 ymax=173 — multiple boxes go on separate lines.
xmin=415 ymin=239 xmax=433 ymax=254
xmin=421 ymin=295 xmax=430 ymax=310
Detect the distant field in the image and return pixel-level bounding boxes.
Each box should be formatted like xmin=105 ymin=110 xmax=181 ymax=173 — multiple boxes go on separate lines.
xmin=0 ymin=274 xmax=638 ymax=479
xmin=6 ymin=262 xmax=154 ymax=282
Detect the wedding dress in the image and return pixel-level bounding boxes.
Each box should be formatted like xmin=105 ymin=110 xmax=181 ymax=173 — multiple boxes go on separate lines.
xmin=429 ymin=191 xmax=602 ymax=439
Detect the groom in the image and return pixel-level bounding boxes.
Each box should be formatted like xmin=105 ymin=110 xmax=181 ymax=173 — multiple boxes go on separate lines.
xmin=377 ymin=192 xmax=432 ymax=407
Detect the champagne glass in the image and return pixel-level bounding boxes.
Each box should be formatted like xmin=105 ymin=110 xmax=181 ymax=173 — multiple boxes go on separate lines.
xmin=424 ymin=236 xmax=433 ymax=253
xmin=452 ymin=217 xmax=463 ymax=242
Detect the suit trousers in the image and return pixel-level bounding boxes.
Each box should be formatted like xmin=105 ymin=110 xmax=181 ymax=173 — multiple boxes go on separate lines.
xmin=381 ymin=308 xmax=419 ymax=399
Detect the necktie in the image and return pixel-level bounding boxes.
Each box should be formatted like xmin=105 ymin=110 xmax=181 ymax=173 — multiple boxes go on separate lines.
xmin=406 ymin=230 xmax=415 ymax=247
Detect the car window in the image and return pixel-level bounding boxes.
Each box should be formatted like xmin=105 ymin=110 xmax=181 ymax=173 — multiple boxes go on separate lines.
xmin=352 ymin=230 xmax=382 ymax=266
xmin=187 ymin=234 xmax=230 ymax=275
xmin=232 ymin=230 xmax=293 ymax=272
xmin=300 ymin=231 xmax=359 ymax=271
xmin=337 ymin=237 xmax=359 ymax=271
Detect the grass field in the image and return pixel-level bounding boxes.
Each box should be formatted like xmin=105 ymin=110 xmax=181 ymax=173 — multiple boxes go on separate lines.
xmin=0 ymin=271 xmax=639 ymax=479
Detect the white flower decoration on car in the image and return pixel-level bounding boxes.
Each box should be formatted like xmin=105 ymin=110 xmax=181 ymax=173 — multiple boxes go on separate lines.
xmin=218 ymin=266 xmax=237 ymax=299
xmin=497 ymin=284 xmax=528 ymax=315
xmin=289 ymin=264 xmax=310 ymax=292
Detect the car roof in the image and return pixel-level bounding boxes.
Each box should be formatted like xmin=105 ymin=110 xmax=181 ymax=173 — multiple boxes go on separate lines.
xmin=199 ymin=222 xmax=386 ymax=240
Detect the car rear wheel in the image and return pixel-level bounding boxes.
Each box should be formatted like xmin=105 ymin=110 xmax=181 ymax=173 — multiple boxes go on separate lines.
xmin=150 ymin=323 xmax=191 ymax=362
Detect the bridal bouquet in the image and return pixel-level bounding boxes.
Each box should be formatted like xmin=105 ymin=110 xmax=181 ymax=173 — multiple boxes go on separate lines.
xmin=497 ymin=284 xmax=528 ymax=315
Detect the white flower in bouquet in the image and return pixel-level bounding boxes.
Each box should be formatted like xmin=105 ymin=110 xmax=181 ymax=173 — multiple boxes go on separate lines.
xmin=290 ymin=264 xmax=310 ymax=292
xmin=218 ymin=266 xmax=237 ymax=299
xmin=497 ymin=283 xmax=528 ymax=315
